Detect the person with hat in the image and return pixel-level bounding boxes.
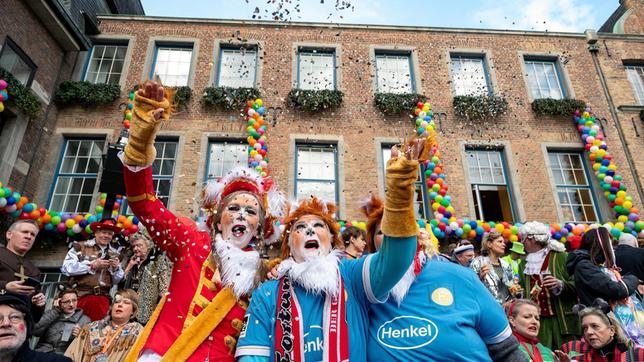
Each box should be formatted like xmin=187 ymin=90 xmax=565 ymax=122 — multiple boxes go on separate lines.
xmin=120 ymin=80 xmax=284 ymax=362
xmin=519 ymin=221 xmax=579 ymax=350
xmin=235 ymin=142 xmax=422 ymax=361
xmin=452 ymin=240 xmax=476 ymax=267
xmin=359 ymin=195 xmax=525 ymax=361
xmin=0 ymin=291 xmax=72 ymax=361
xmin=503 ymin=241 xmax=526 ymax=277
xmin=65 ymin=289 xmax=143 ymax=362
xmin=61 ymin=218 xmax=125 ymax=321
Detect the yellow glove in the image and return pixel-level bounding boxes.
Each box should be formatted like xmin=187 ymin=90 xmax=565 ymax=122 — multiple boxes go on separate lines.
xmin=123 ymin=87 xmax=174 ymax=166
xmin=380 ymin=156 xmax=420 ymax=238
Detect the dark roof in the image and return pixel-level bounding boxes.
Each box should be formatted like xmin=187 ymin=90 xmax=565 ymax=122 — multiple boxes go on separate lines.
xmin=599 ymin=4 xmax=627 ymax=33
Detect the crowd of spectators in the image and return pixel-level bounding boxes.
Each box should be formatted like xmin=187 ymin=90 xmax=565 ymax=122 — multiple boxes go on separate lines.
xmin=1 ymin=217 xmax=643 ymax=361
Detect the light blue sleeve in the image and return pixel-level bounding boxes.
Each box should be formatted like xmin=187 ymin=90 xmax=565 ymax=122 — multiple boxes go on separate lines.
xmin=235 ymin=283 xmax=275 ymax=359
xmin=364 ymin=235 xmax=417 ymax=302
xmin=238 ymin=357 xmax=269 ymax=362
xmin=469 ymin=272 xmax=512 ymax=344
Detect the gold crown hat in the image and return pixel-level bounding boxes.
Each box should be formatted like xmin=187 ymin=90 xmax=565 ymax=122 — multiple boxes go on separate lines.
xmin=201 ymin=166 xmax=285 ymax=244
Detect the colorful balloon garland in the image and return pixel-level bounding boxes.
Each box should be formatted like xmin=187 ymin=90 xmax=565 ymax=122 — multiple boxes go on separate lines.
xmin=412 ymin=101 xmax=643 ymax=246
xmin=0 ymin=79 xmax=8 ymax=113
xmin=245 ymin=99 xmax=269 ymax=177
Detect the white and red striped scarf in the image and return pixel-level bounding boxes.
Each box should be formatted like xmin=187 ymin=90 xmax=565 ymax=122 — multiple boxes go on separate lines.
xmin=274 ymin=273 xmax=349 ymax=362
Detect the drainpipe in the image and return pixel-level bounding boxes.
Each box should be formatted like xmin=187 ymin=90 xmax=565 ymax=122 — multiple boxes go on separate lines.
xmin=585 ymin=29 xmax=644 ymax=207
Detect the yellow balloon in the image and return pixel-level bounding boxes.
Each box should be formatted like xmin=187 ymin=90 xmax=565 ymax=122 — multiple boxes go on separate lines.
xmin=256 ymin=99 xmax=263 ymax=106
xmin=0 ymin=102 xmax=4 ymax=112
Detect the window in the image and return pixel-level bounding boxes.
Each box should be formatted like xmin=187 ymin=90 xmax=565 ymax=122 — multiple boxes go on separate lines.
xmin=450 ymin=55 xmax=490 ymax=96
xmin=217 ymin=47 xmax=257 ymax=88
xmin=122 ymin=140 xmax=178 ymax=214
xmin=295 ymin=144 xmax=338 ymax=205
xmin=40 ymin=269 xmax=68 ymax=310
xmin=524 ymin=58 xmax=565 ymax=99
xmin=625 ymin=64 xmax=644 ymax=105
xmin=375 ymin=53 xmax=413 ymax=94
xmin=84 ymin=44 xmax=127 ymax=85
xmin=206 ymin=141 xmax=248 ymax=180
xmin=297 ymin=49 xmax=335 ymax=90
xmin=151 ymin=45 xmax=193 ymax=87
xmin=548 ymin=152 xmax=599 ymax=223
xmin=0 ymin=37 xmax=36 ymax=86
xmin=382 ymin=145 xmax=427 ymax=219
xmin=466 ymin=149 xmax=515 ymax=222
xmin=49 ymin=138 xmax=105 ymax=213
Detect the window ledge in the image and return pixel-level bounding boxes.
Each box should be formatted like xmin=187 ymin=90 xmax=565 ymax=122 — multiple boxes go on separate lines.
xmin=617 ymin=105 xmax=644 ymax=112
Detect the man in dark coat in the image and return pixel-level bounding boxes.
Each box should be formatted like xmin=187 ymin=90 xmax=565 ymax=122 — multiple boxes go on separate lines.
xmin=0 ymin=220 xmax=46 ymax=321
xmin=0 ymin=291 xmax=71 ymax=361
xmin=614 ymin=233 xmax=644 ymax=283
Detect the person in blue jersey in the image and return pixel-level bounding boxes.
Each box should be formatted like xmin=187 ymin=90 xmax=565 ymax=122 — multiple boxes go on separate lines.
xmin=360 ymin=195 xmax=527 ymax=362
xmin=235 ymin=142 xmax=423 ymax=362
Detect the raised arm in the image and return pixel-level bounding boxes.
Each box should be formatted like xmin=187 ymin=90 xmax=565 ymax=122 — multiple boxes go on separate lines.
xmin=121 ymin=81 xmax=197 ymax=260
xmin=367 ymin=142 xmax=423 ymax=299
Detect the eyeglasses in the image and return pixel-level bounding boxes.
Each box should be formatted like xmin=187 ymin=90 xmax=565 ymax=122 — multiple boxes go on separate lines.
xmin=0 ymin=313 xmax=25 ymax=324
xmin=60 ymin=299 xmax=78 ymax=305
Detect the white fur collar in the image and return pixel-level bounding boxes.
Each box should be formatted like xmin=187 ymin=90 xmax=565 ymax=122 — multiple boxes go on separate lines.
xmin=277 ymin=250 xmax=342 ymax=297
xmin=214 ymin=234 xmax=260 ymax=298
xmin=390 ymin=251 xmax=427 ymax=306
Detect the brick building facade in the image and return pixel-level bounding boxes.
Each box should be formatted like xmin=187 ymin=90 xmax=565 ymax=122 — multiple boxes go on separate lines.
xmin=3 ymin=1 xmax=644 ymax=267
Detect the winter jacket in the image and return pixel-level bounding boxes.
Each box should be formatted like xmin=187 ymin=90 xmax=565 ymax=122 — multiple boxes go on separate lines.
xmin=565 ymin=249 xmax=640 ymax=306
xmin=10 ymin=341 xmax=72 ymax=362
xmin=33 ymin=308 xmax=91 ymax=353
xmin=614 ymin=245 xmax=644 ymax=282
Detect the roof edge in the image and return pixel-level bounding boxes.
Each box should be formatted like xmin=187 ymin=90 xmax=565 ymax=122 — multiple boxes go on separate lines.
xmin=96 ymin=14 xmax=589 ymax=38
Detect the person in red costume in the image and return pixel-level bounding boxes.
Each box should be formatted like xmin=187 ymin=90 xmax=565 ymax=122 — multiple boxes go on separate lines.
xmin=120 ymin=81 xmax=284 ymax=362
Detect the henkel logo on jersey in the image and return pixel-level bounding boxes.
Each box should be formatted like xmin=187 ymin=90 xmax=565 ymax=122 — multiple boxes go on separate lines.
xmin=377 ymin=316 xmax=439 ymax=350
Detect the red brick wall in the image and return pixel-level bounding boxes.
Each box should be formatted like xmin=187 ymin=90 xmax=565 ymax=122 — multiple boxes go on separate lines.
xmin=45 ymin=17 xmax=644 ymax=225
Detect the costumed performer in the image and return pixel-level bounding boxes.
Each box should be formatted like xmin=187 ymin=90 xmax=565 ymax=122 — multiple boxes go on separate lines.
xmin=360 ymin=194 xmax=527 ymax=361
xmin=235 ymin=142 xmax=423 ymax=361
xmin=120 ymin=81 xmax=284 ymax=362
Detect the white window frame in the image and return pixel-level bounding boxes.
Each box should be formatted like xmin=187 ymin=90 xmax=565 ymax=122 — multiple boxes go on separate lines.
xmin=151 ymin=45 xmax=193 ymax=87
xmin=83 ymin=44 xmax=128 ymax=85
xmin=625 ymin=64 xmax=644 ymax=105
xmin=295 ymin=144 xmax=338 ymax=205
xmin=297 ymin=49 xmax=336 ymax=90
xmin=524 ymin=59 xmax=565 ymax=100
xmin=547 ymin=151 xmax=600 ymax=223
xmin=450 ymin=55 xmax=490 ymax=96
xmin=217 ymin=47 xmax=258 ymax=88
xmin=375 ymin=52 xmax=414 ymax=94
xmin=205 ymin=140 xmax=248 ymax=181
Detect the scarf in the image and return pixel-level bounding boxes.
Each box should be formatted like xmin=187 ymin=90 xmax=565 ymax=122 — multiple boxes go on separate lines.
xmin=214 ymin=234 xmax=260 ymax=298
xmin=513 ymin=331 xmax=543 ymax=362
xmin=274 ymin=251 xmax=349 ymax=361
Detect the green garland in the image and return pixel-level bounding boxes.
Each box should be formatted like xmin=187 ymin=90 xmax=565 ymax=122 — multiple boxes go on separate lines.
xmin=374 ymin=92 xmax=426 ymax=114
xmin=173 ymin=86 xmax=192 ymax=111
xmin=453 ymin=95 xmax=509 ymax=121
xmin=0 ymin=67 xmax=41 ymax=119
xmin=287 ymin=89 xmax=343 ymax=111
xmin=53 ymin=81 xmax=121 ymax=106
xmin=531 ymin=98 xmax=586 ymax=116
xmin=202 ymin=86 xmax=261 ymax=110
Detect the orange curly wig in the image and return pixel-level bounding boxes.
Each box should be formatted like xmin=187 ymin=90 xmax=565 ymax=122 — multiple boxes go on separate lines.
xmin=280 ymin=197 xmax=342 ymax=259
xmin=360 ymin=193 xmax=384 ymax=254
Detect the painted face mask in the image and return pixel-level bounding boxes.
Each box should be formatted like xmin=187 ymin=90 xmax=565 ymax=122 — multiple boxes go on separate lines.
xmin=289 ymin=215 xmax=332 ymax=263
xmin=218 ymin=193 xmax=261 ymax=249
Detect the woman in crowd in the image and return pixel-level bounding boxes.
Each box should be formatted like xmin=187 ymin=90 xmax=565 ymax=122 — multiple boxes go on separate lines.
xmin=33 ymin=288 xmax=91 ymax=354
xmin=120 ymin=232 xmax=171 ymax=324
xmin=65 ymin=289 xmax=143 ymax=362
xmin=562 ymin=303 xmax=644 ymax=361
xmin=507 ymin=299 xmax=570 ymax=362
xmin=340 ymin=225 xmax=366 ymax=259
xmin=566 ymin=226 xmax=639 ymax=306
xmin=471 ymin=231 xmax=517 ymax=304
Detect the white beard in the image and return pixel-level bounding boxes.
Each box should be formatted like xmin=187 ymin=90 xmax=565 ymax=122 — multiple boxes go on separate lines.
xmin=390 ymin=251 xmax=426 ymax=306
xmin=214 ymin=234 xmax=260 ymax=298
xmin=278 ymin=250 xmax=341 ymax=297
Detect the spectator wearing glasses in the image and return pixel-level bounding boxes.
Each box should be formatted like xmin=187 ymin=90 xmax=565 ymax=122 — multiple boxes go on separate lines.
xmin=0 ymin=291 xmax=71 ymax=361
xmin=33 ymin=288 xmax=91 ymax=354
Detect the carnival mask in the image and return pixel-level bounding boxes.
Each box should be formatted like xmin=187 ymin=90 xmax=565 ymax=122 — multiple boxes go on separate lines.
xmin=289 ymin=215 xmax=332 ymax=263
xmin=218 ymin=193 xmax=261 ymax=249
